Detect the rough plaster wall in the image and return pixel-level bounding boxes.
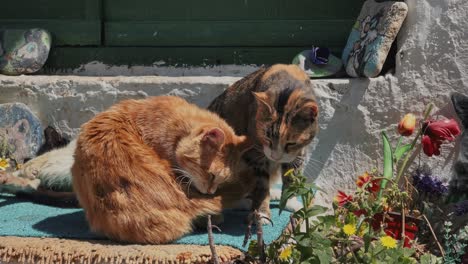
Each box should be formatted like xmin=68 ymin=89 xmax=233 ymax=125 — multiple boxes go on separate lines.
xmin=309 ymin=0 xmax=468 ymax=206
xmin=0 ymin=76 xmax=239 ymax=139
xmin=0 ymin=0 xmax=466 ymax=207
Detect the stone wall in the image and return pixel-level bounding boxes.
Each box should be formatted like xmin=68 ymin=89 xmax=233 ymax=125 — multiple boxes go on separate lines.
xmin=0 ymin=0 xmax=466 ymax=206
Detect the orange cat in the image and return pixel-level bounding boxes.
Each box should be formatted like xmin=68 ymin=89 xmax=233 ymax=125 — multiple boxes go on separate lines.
xmin=72 ymin=96 xmax=251 ymax=244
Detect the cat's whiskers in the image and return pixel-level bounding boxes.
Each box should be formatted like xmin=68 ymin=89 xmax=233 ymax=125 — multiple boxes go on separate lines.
xmin=176 ymin=175 xmax=189 ymax=186
xmin=307 ymin=158 xmax=325 ymax=165
xmin=186 ymin=178 xmax=194 ymax=197
xmin=172 ymin=167 xmax=194 ymax=188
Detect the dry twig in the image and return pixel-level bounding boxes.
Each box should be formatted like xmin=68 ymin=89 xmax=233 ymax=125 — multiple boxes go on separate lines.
xmin=255 ymin=212 xmax=266 ymax=263
xmin=207 ymin=215 xmax=221 ymax=264
xmin=422 ymin=214 xmax=445 ymax=256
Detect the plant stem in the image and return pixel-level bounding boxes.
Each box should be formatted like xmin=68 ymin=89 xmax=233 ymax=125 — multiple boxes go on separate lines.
xmin=422 ymin=214 xmax=445 ymax=257
xmin=302 ymin=194 xmax=310 ymax=234
xmin=401 ymin=202 xmax=406 ymax=248
xmin=395 ymin=103 xmax=434 ymax=183
xmin=207 ymin=215 xmax=220 ymax=264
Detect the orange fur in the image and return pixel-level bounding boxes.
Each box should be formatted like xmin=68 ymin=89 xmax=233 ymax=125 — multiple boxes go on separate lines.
xmin=72 ymin=96 xmax=252 ymax=244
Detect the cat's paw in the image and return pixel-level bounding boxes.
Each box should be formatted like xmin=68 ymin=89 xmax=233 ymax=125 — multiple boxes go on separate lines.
xmin=26 ymin=179 xmax=41 ymax=190
xmin=0 ymin=171 xmax=8 ymax=184
xmin=19 ymin=154 xmax=49 ymax=179
xmin=247 ymin=210 xmax=273 ymax=226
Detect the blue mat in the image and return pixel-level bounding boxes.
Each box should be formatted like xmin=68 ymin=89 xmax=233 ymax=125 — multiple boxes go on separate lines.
xmin=0 ymin=193 xmax=292 ymax=250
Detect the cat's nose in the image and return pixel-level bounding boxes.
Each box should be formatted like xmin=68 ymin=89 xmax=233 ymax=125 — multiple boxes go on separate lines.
xmin=207 ymin=186 xmax=217 ymax=194
xmin=271 ymin=152 xmax=282 ymax=161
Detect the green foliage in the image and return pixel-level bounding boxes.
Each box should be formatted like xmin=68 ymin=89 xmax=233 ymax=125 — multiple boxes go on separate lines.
xmin=246 ymin=170 xmax=439 ymax=263
xmin=378 ymin=132 xmax=393 ymax=199
xmin=245 ymin=103 xmax=453 ymax=263
xmin=443 ymin=221 xmax=468 ymax=264
xmin=394 ymin=143 xmax=412 ymax=163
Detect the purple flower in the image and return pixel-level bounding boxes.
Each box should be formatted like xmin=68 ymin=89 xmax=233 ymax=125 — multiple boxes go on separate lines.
xmin=412 ymin=169 xmax=448 ymax=196
xmin=454 ymin=200 xmax=468 ymax=216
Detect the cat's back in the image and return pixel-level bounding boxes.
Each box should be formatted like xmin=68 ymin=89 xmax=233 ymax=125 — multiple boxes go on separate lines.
xmin=209 ymin=64 xmax=312 ymax=111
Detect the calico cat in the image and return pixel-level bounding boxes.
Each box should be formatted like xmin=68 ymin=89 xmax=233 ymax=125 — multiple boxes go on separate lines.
xmin=71 ymin=96 xmax=252 ymax=244
xmin=208 ymin=64 xmax=319 ymax=221
xmin=450 ymin=92 xmax=468 ymax=201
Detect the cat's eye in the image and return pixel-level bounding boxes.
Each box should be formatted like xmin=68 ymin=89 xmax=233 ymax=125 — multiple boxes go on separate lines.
xmin=285 ymin=143 xmax=297 ymax=150
xmin=265 ymin=138 xmax=273 ymax=147
xmin=209 ymin=173 xmax=215 ymax=182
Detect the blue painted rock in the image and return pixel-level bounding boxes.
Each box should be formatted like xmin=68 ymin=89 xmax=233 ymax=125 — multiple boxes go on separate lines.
xmin=0 ymin=103 xmax=43 ymax=162
xmin=342 ymin=0 xmax=408 ymax=78
xmin=0 ymin=28 xmax=51 ymax=75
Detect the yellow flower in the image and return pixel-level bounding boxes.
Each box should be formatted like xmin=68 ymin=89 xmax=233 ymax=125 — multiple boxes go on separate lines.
xmin=0 ymin=157 xmax=10 ymax=171
xmin=343 ymin=224 xmax=356 ymax=236
xmin=279 ymin=245 xmax=293 ymax=261
xmin=380 ymin=235 xmax=397 ymax=249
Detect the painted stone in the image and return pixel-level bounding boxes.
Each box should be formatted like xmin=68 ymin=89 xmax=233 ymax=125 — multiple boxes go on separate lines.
xmin=0 ymin=28 xmax=51 ymax=75
xmin=0 ymin=103 xmax=43 ymax=163
xmin=342 ymin=0 xmax=408 ymax=78
xmin=292 ymin=49 xmax=343 ymax=78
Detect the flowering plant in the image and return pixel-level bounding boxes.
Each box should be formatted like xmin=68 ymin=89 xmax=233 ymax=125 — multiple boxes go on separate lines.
xmin=245 ymin=102 xmax=464 ymax=263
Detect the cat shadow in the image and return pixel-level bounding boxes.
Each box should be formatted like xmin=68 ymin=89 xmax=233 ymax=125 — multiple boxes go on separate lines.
xmin=32 ymin=211 xmax=101 ymax=239
xmin=0 ymin=194 xmax=28 ymax=208
xmin=305 ymin=78 xmax=370 ymax=180
xmin=0 ymin=193 xmax=78 ymax=209
xmin=32 ymin=207 xmax=264 ymax=239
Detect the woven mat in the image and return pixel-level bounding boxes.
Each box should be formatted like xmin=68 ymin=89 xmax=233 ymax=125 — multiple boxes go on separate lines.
xmin=0 ymin=192 xmax=296 ymax=263
xmin=0 ymin=236 xmax=243 ymax=264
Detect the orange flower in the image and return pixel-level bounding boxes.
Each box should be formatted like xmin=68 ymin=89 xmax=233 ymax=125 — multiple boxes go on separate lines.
xmin=398 ymin=114 xmax=416 ymax=136
xmin=356 ymin=172 xmax=381 ymax=193
xmin=334 ymin=191 xmax=353 ymax=207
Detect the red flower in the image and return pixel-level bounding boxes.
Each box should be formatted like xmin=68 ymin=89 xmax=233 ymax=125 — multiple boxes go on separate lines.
xmin=422 ymin=135 xmax=441 ymax=157
xmin=356 ymin=172 xmax=381 ymax=193
xmin=353 ymin=209 xmax=367 ymax=217
xmin=334 ymin=191 xmax=353 ymax=207
xmin=422 ymin=119 xmax=461 ymax=157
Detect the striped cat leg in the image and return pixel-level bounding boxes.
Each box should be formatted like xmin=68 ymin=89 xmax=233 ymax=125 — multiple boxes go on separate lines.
xmin=249 ymin=170 xmax=272 ymax=225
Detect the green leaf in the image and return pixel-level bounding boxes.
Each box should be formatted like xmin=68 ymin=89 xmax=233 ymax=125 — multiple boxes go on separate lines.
xmin=315 ymin=248 xmax=333 ymax=264
xmin=394 ymin=143 xmax=412 ymax=163
xmin=378 ymin=131 xmax=394 ymax=199
xmin=304 ymin=205 xmax=328 ymax=218
xmin=297 ymin=237 xmax=313 ymax=247
xmin=279 ymin=189 xmax=296 ymax=214
xmin=317 ymin=215 xmax=335 ymax=229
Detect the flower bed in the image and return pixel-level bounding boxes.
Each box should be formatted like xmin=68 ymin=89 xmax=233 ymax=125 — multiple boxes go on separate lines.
xmin=245 ymin=103 xmax=468 ymax=263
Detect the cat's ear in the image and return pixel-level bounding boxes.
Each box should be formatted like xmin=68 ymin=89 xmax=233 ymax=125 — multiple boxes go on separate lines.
xmin=298 ymin=101 xmax=319 ymax=121
xmin=451 ymin=92 xmax=468 ymax=128
xmin=252 ymin=92 xmax=274 ymax=121
xmin=236 ymin=135 xmax=253 ymax=155
xmin=201 ymin=127 xmax=225 ymax=151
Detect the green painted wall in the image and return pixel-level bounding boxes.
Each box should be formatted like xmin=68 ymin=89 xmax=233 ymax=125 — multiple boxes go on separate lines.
xmin=0 ymin=0 xmax=363 ymax=69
